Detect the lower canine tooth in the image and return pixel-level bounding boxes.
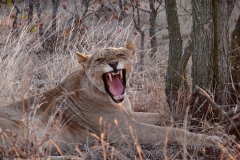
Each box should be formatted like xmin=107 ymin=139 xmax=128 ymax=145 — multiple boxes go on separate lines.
xmin=120 ymin=70 xmax=123 ymax=79
xmin=108 ymin=73 xmax=112 ymax=81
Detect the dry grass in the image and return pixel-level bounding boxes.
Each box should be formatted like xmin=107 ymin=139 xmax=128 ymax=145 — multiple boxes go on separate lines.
xmin=0 ymin=2 xmax=240 ymax=159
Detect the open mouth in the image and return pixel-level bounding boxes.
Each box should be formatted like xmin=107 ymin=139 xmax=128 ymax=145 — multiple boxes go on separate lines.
xmin=102 ymin=69 xmax=126 ymax=103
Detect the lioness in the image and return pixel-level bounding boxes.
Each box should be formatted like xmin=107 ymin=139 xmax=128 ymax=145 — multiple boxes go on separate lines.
xmin=0 ymin=41 xmax=221 ymax=148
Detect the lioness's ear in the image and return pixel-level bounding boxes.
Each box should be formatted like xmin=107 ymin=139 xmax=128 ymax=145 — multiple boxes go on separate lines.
xmin=76 ymin=52 xmax=88 ymax=64
xmin=125 ymin=41 xmax=136 ymax=56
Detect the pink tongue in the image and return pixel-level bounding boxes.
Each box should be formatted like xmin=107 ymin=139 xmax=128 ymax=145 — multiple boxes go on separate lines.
xmin=108 ymin=75 xmax=124 ymax=96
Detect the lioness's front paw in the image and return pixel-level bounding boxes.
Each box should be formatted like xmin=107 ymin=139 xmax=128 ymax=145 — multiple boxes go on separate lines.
xmin=205 ymin=135 xmax=223 ymax=148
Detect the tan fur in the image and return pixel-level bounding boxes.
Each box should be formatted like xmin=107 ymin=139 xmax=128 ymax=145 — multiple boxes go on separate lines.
xmin=0 ymin=41 xmax=222 ymax=148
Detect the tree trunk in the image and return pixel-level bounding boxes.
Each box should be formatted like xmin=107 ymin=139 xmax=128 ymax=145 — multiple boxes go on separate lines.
xmin=213 ymin=0 xmax=229 ymax=105
xmin=191 ymin=0 xmax=230 ymax=119
xmin=231 ymin=14 xmax=240 ymax=103
xmin=139 ymin=32 xmax=145 ymax=71
xmin=177 ymin=34 xmax=193 ymax=86
xmin=165 ymin=0 xmax=183 ymax=111
xmin=149 ymin=0 xmax=157 ymax=57
xmin=191 ymin=0 xmax=214 ymax=118
xmin=228 ymin=0 xmax=237 ymax=18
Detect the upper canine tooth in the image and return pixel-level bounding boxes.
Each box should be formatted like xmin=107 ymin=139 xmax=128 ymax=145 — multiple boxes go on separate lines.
xmin=120 ymin=70 xmax=123 ymax=79
xmin=108 ymin=73 xmax=112 ymax=81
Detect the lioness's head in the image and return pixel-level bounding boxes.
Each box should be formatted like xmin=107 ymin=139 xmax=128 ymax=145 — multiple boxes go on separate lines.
xmin=76 ymin=41 xmax=136 ymax=103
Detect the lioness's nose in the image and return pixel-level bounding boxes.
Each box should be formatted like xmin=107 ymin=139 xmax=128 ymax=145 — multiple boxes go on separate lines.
xmin=108 ymin=60 xmax=118 ymax=68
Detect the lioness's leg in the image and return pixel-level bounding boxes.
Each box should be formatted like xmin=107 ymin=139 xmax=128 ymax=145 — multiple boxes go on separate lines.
xmin=122 ymin=97 xmax=161 ymax=125
xmin=132 ymin=122 xmax=221 ymax=147
xmin=132 ymin=112 xmax=161 ymax=125
xmin=114 ymin=119 xmax=221 ymax=148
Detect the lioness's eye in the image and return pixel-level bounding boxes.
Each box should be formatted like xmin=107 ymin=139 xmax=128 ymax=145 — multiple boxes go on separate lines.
xmin=95 ymin=58 xmax=105 ymax=63
xmin=117 ymin=54 xmax=126 ymax=58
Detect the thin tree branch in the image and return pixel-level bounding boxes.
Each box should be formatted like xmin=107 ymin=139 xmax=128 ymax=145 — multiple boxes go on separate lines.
xmin=52 ymin=0 xmax=60 ymax=32
xmin=195 ymin=85 xmax=226 ymax=121
xmin=35 ymin=0 xmax=43 ymax=38
xmin=12 ymin=0 xmax=20 ymax=29
xmin=127 ymin=1 xmax=151 ymax=13
xmin=130 ymin=0 xmax=143 ymax=34
xmin=73 ymin=0 xmax=79 ymax=15
xmin=156 ymin=0 xmax=163 ymax=11
xmin=176 ymin=2 xmax=192 ymax=14
xmin=28 ymin=0 xmax=34 ymax=24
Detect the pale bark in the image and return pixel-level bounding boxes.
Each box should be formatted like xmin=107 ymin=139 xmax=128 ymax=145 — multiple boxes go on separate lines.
xmin=177 ymin=34 xmax=193 ymax=91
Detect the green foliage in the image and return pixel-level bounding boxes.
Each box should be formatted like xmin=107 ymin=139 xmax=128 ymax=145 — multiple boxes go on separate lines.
xmin=30 ymin=26 xmax=37 ymax=33
xmin=23 ymin=14 xmax=28 ymax=19
xmin=7 ymin=0 xmax=13 ymax=9
xmin=6 ymin=0 xmax=12 ymax=5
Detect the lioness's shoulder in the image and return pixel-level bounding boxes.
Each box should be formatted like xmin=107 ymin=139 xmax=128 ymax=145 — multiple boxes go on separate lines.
xmin=60 ymin=69 xmax=86 ymax=90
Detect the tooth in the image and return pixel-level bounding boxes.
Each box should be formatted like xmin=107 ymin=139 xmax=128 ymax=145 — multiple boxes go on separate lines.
xmin=112 ymin=71 xmax=119 ymax=75
xmin=120 ymin=70 xmax=123 ymax=79
xmin=108 ymin=73 xmax=112 ymax=81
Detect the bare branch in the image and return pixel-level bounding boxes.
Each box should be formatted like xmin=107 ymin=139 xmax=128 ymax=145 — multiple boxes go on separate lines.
xmin=35 ymin=1 xmax=43 ymax=38
xmin=73 ymin=0 xmax=79 ymax=15
xmin=136 ymin=7 xmax=150 ymax=13
xmin=126 ymin=1 xmax=150 ymax=13
xmin=28 ymin=0 xmax=34 ymax=24
xmin=156 ymin=0 xmax=163 ymax=11
xmin=176 ymin=2 xmax=192 ymax=14
xmin=11 ymin=0 xmax=21 ymax=29
xmin=195 ymin=85 xmax=226 ymax=121
xmin=52 ymin=0 xmax=60 ymax=32
xmin=226 ymin=121 xmax=240 ymax=134
xmin=229 ymin=46 xmax=240 ymax=54
xmin=130 ymin=0 xmax=143 ymax=34
xmin=195 ymin=85 xmax=240 ymax=137
xmin=226 ymin=105 xmax=240 ymax=118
